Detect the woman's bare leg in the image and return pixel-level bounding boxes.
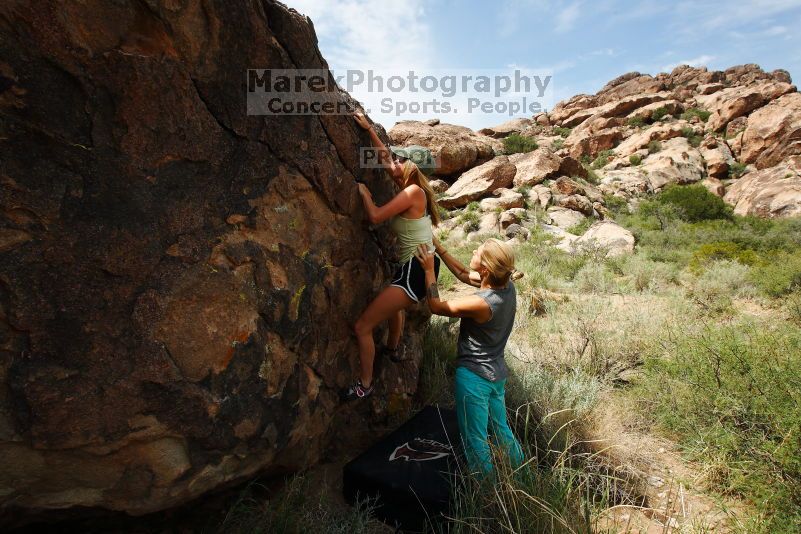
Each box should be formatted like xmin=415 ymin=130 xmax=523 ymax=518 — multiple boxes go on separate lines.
xmin=354 ymin=286 xmax=413 ymax=387
xmin=387 ymin=310 xmax=405 ymax=350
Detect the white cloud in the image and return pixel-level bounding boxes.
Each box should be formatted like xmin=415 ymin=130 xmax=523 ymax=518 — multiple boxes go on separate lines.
xmin=288 ymin=0 xmax=432 ymax=69
xmin=660 ymin=54 xmax=716 ymax=73
xmin=287 ymin=0 xmax=436 ymax=129
xmin=554 ymin=2 xmax=581 ymax=33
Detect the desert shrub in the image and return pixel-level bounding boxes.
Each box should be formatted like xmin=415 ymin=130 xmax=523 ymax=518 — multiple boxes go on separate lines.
xmin=627 ymin=116 xmax=645 ymax=128
xmin=686 ymin=260 xmax=755 ymax=312
xmin=552 ymin=138 xmax=565 ymax=150
xmin=583 ymin=165 xmax=601 ymax=185
xmin=458 ymin=209 xmax=480 ymax=232
xmin=466 ymin=201 xmax=480 ymax=212
xmin=629 ymin=154 xmax=642 ymax=166
xmin=574 ymin=262 xmax=617 ymax=293
xmin=553 ymin=126 xmax=572 ymax=138
xmin=680 ymin=126 xmax=703 ymax=147
xmin=602 ymin=194 xmax=629 ymax=215
xmin=654 ymin=184 xmax=733 ymax=223
xmin=616 ymin=254 xmax=680 ymax=292
xmin=650 ymin=106 xmax=668 ymax=121
xmin=503 ymin=133 xmax=538 ymax=154
xmin=728 ymin=161 xmax=747 ymax=178
xmin=689 ymin=241 xmax=760 ymax=272
xmin=566 ymin=216 xmax=595 ymax=236
xmin=680 ymin=107 xmax=711 ymax=122
xmin=591 ymin=149 xmax=615 ymax=169
xmin=647 ymin=140 xmax=662 ymax=153
xmin=750 ymin=250 xmax=801 ymax=297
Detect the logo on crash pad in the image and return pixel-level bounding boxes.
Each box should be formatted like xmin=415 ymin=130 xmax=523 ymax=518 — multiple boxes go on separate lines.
xmin=389 ymin=438 xmax=452 ymax=462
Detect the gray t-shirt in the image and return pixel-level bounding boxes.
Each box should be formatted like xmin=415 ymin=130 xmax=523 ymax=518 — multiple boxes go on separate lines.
xmin=456 ymin=282 xmax=516 ymax=382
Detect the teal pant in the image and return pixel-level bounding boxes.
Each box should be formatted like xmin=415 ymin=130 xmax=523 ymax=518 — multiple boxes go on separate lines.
xmin=454 ymin=366 xmax=524 ymax=475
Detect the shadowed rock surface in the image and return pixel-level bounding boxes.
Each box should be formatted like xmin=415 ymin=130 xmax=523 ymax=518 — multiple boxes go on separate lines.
xmin=0 ymin=0 xmax=425 ymax=522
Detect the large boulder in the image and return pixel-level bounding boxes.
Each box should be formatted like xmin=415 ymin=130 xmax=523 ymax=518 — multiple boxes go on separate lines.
xmin=0 ymin=0 xmax=424 ymax=521
xmin=509 ymin=148 xmax=561 ymax=187
xmin=694 ymin=80 xmax=795 ymax=132
xmin=724 ymin=156 xmax=801 ymax=217
xmin=478 ymin=118 xmax=534 ymax=138
xmin=575 ymin=221 xmax=635 ymax=256
xmin=546 ymin=206 xmax=586 ymax=228
xmin=388 ymin=121 xmax=501 ymax=176
xmin=438 ymin=156 xmax=516 ymax=209
xmin=479 ymin=188 xmax=525 ymax=211
xmin=739 ymin=92 xmax=801 ymax=169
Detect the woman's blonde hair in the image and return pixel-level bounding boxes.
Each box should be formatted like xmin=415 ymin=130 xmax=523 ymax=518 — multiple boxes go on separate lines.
xmin=479 ymin=238 xmax=524 ymax=286
xmin=400 ymin=160 xmax=441 ymax=226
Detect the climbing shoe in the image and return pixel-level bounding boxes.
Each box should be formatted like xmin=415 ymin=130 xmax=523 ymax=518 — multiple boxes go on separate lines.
xmin=341 ymin=380 xmax=374 ymax=401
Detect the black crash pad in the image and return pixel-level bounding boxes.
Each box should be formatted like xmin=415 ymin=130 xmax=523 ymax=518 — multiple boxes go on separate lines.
xmin=343 ymin=405 xmax=462 ymax=532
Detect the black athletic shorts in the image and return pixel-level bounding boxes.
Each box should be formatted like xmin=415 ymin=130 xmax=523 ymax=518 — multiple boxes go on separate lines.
xmin=390 ymin=255 xmax=441 ymax=303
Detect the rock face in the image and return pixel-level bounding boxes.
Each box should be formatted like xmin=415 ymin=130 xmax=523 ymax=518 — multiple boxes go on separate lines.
xmin=0 ymin=0 xmax=423 ymax=521
xmin=388 ymin=121 xmax=501 ymax=176
xmin=739 ymin=92 xmax=801 ymax=169
xmin=438 ymin=156 xmax=516 ymax=208
xmin=510 ymin=149 xmax=561 ymax=187
xmin=724 ymin=156 xmax=801 ymax=217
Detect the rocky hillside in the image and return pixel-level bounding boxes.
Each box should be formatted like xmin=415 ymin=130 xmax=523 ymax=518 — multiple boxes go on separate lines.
xmin=391 ymin=64 xmax=800 ymax=250
xmin=0 ymin=0 xmax=425 ymax=523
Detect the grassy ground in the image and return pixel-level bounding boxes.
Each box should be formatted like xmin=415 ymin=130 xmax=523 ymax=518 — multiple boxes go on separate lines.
xmin=422 ymin=192 xmax=801 ymax=532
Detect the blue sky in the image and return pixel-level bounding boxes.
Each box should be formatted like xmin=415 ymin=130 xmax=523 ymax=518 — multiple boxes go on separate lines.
xmin=288 ymin=0 xmax=801 ymax=130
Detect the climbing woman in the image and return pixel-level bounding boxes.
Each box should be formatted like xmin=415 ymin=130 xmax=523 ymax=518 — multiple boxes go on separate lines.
xmin=414 ymin=238 xmax=524 ymax=475
xmin=342 ymin=112 xmax=441 ymax=401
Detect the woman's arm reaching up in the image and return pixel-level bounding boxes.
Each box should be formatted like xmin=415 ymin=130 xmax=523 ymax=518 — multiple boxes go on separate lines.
xmin=414 ymin=244 xmax=491 ymax=322
xmin=353 ymin=112 xmax=404 ymax=185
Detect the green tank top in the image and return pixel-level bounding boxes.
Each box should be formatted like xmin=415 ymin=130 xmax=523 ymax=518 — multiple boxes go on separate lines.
xmin=391 ymin=210 xmax=434 ymax=263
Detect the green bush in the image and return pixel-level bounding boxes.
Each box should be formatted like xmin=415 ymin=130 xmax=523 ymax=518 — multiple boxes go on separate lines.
xmin=503 ymin=134 xmax=538 ymax=154
xmin=552 ymin=138 xmax=565 ymax=150
xmin=655 ymin=184 xmax=733 ymax=223
xmin=602 ymin=194 xmax=629 ymax=215
xmin=650 ymin=106 xmax=669 ymax=121
xmin=567 ymin=216 xmax=595 ymax=236
xmin=627 ymin=116 xmax=645 ymax=128
xmin=750 ymin=250 xmax=801 ymax=297
xmin=459 ymin=209 xmax=480 ymax=232
xmin=466 ymin=201 xmax=480 ymax=212
xmin=680 ymin=107 xmax=711 ymax=122
xmin=647 ymin=140 xmax=662 ymax=154
xmin=552 ymin=126 xmax=572 ymax=138
xmin=728 ymin=161 xmax=747 ymax=178
xmin=629 ymin=154 xmax=642 ymax=166
xmin=689 ymin=241 xmax=760 ymax=272
xmin=591 ymin=149 xmax=615 ymax=169
xmin=516 ymin=184 xmax=532 ymax=197
xmin=680 ymin=126 xmax=703 ymax=147
xmin=583 ymin=165 xmax=601 ymax=185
